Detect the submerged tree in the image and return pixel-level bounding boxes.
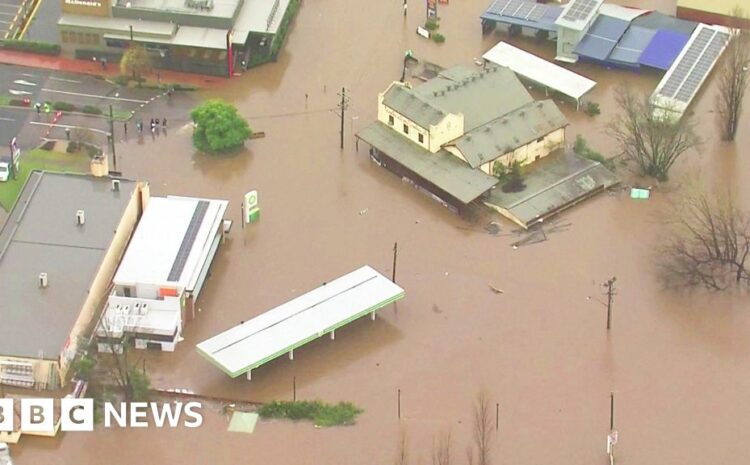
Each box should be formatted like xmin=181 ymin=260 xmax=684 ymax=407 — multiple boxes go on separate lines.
xmin=658 ymin=186 xmax=750 ymax=290
xmin=472 ymin=391 xmax=493 ymax=465
xmin=432 ymin=428 xmax=453 ymax=465
xmin=715 ymin=7 xmax=750 ymax=141
xmin=608 ymin=85 xmax=702 ymax=181
xmin=190 ymin=99 xmax=252 ymax=154
xmin=119 ymin=45 xmax=152 ymax=85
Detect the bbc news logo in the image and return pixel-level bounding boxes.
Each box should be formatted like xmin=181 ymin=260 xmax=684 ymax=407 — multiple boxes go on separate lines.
xmin=0 ymin=399 xmax=203 ymax=432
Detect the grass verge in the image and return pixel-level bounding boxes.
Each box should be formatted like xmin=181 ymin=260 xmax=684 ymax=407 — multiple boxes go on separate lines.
xmin=257 ymin=400 xmax=363 ymax=427
xmin=0 ymin=148 xmax=90 ymax=211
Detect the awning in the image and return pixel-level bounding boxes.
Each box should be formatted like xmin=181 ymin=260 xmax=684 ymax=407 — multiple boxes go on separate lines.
xmin=482 ymin=41 xmax=596 ymax=102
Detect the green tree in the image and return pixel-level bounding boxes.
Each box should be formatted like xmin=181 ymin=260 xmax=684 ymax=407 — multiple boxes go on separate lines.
xmin=190 ymin=100 xmax=252 ymax=154
xmin=120 ymin=45 xmax=151 ymax=85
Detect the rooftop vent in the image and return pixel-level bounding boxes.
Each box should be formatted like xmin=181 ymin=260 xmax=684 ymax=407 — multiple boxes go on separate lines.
xmin=76 ymin=210 xmax=85 ymax=226
xmin=112 ymin=179 xmax=120 ymax=191
xmin=39 ymin=272 xmax=48 ymax=288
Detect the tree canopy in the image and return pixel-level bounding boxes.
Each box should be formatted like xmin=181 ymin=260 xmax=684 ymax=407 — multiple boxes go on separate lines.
xmin=190 ymin=100 xmax=252 ymax=154
xmin=119 ymin=45 xmax=151 ymax=83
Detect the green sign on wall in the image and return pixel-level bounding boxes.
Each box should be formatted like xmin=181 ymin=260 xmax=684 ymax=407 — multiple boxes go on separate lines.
xmin=244 ymin=190 xmax=260 ymax=223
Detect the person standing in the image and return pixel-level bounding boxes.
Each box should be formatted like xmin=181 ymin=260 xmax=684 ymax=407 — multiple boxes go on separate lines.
xmin=162 ymin=118 xmax=167 ymax=128
xmin=403 ymin=0 xmax=407 ymax=17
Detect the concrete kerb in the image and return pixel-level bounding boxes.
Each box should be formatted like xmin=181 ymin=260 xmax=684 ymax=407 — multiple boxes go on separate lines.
xmin=0 ymin=104 xmax=136 ymax=122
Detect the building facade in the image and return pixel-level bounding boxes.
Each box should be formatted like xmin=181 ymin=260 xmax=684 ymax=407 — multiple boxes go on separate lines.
xmin=57 ymin=0 xmax=297 ymax=76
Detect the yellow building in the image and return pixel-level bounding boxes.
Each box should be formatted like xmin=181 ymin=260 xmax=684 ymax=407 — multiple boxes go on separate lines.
xmin=359 ymin=65 xmax=568 ymax=213
xmin=677 ymin=0 xmax=750 ymax=29
xmin=0 ymin=172 xmax=148 ymax=390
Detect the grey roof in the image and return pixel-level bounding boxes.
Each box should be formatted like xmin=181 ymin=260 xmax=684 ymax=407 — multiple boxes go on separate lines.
xmin=632 ymin=11 xmax=698 ymax=35
xmin=0 ymin=172 xmax=137 ymax=359
xmin=113 ymin=0 xmax=241 ymax=20
xmin=449 ymin=99 xmax=569 ymax=168
xmin=383 ymin=65 xmax=533 ymax=131
xmin=480 ymin=0 xmax=563 ymax=33
xmin=485 ymin=150 xmax=619 ymax=227
xmin=58 ymin=14 xmax=177 ymax=37
xmin=574 ymin=14 xmax=630 ymax=61
xmin=233 ymin=0 xmax=292 ymax=43
xmin=357 ymin=122 xmax=498 ymax=204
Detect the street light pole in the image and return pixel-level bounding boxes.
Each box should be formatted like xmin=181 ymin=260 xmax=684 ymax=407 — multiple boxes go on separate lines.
xmin=604 ymin=277 xmax=616 ymax=330
xmin=108 ymin=104 xmax=117 ymax=172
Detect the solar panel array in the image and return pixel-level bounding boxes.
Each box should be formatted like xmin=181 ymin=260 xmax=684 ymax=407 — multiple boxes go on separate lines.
xmin=659 ymin=27 xmax=729 ymax=103
xmin=167 ymin=200 xmax=210 ymax=282
xmin=562 ymin=0 xmax=597 ymax=22
xmin=487 ymin=0 xmax=550 ymax=22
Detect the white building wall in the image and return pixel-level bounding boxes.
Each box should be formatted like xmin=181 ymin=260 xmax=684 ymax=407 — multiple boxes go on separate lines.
xmin=482 ymin=127 xmax=566 ymax=174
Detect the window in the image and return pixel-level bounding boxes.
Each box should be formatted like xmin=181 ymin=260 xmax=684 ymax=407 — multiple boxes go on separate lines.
xmin=403 ymin=124 xmax=409 ymax=135
xmin=61 ymin=31 xmax=69 ymax=43
xmin=418 ymin=133 xmax=424 ymax=143
xmin=388 ymin=115 xmax=394 ymax=126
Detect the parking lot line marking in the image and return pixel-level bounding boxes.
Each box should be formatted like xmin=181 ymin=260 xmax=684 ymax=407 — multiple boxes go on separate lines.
xmin=41 ymin=88 xmax=149 ymax=103
xmin=49 ymin=77 xmax=82 ymax=84
xmin=0 ymin=117 xmax=15 ymax=122
xmin=29 ymin=121 xmax=110 ymax=135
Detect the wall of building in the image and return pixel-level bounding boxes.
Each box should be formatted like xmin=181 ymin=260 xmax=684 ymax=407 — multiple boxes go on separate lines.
xmin=556 ymin=27 xmax=582 ymax=61
xmin=61 ymin=0 xmax=112 ymax=17
xmin=59 ymin=181 xmax=149 ymax=385
xmin=676 ymin=7 xmax=750 ymax=29
xmin=482 ymin=127 xmax=566 ymax=174
xmin=377 ymin=86 xmax=464 ymax=153
xmin=0 ymin=355 xmax=59 ymax=390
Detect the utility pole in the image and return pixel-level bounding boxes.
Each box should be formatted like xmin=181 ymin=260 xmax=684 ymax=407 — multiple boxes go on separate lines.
xmin=604 ymin=277 xmax=616 ymax=330
xmin=392 ymin=242 xmax=398 ymax=283
xmin=336 ymin=87 xmax=349 ymax=150
xmin=108 ymin=104 xmax=117 ymax=172
xmin=609 ymin=392 xmax=614 ymax=430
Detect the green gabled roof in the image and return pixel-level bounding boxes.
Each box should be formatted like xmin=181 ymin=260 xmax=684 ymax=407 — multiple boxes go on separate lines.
xmin=357 ymin=122 xmax=498 ymax=204
xmin=382 ymin=85 xmax=448 ymax=129
xmin=449 ymin=99 xmax=569 ymax=168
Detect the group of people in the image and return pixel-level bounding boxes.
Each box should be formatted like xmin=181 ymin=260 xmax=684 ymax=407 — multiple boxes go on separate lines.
xmin=131 ymin=118 xmax=167 ymax=135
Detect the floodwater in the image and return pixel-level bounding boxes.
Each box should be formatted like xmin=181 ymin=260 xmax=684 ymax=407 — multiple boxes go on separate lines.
xmin=12 ymin=0 xmax=750 ymax=464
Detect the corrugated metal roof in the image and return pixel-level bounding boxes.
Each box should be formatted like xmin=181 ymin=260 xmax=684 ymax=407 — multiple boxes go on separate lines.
xmin=480 ymin=0 xmax=563 ymax=33
xmin=357 ymin=122 xmax=499 ymax=204
xmin=58 ymin=14 xmax=177 ymax=36
xmin=232 ymin=0 xmax=292 ymax=44
xmin=638 ymin=29 xmax=691 ymax=70
xmin=382 ymin=85 xmax=448 ymax=130
xmin=485 ymin=150 xmax=619 ymax=228
xmin=607 ymin=25 xmax=656 ymax=65
xmin=632 ymin=11 xmax=698 ymax=35
xmin=449 ymin=99 xmax=569 ymax=168
xmin=574 ymin=14 xmax=630 ymax=61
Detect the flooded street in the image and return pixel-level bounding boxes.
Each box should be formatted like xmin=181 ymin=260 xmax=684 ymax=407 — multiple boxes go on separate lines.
xmin=12 ymin=0 xmax=750 ymax=463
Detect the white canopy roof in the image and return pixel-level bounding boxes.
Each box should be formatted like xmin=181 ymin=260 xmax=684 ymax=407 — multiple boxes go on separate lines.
xmin=196 ymin=266 xmax=405 ymax=378
xmin=482 ymin=42 xmax=596 ymax=102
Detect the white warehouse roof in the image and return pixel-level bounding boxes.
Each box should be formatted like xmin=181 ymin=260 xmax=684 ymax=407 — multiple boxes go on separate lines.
xmin=482 ymin=42 xmax=597 ymax=102
xmin=113 ymin=196 xmax=228 ymax=291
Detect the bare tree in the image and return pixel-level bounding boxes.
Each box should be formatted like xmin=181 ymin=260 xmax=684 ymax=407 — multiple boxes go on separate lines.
xmin=473 ymin=391 xmax=493 ymax=465
xmin=608 ymin=85 xmax=702 ymax=181
xmin=394 ymin=427 xmax=409 ymax=465
xmin=432 ymin=429 xmax=452 ymax=465
xmin=658 ymin=186 xmax=750 ymax=290
xmin=716 ymin=7 xmax=750 ymax=141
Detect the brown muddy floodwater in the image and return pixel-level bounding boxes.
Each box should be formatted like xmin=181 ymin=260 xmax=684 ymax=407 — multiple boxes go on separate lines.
xmin=13 ymin=0 xmax=750 ymax=464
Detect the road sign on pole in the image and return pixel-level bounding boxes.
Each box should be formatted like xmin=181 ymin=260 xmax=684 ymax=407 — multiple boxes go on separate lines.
xmin=244 ymin=190 xmax=260 ymax=223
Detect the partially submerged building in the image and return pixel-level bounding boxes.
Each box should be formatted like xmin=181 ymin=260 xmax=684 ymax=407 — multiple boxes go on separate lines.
xmin=97 ymin=195 xmax=228 ymax=352
xmin=57 ymin=0 xmax=298 ymax=76
xmin=357 ymin=65 xmax=568 ymax=214
xmin=0 ymin=172 xmax=146 ymax=389
xmin=676 ymin=0 xmax=750 ymax=29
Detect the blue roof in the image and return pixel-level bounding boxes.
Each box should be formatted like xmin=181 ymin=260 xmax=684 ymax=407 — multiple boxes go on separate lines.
xmin=481 ymin=0 xmax=563 ymax=32
xmin=638 ymin=29 xmax=690 ymax=70
xmin=632 ymin=11 xmax=697 ymax=36
xmin=607 ymin=25 xmax=656 ymax=66
xmin=574 ymin=15 xmax=630 ymax=62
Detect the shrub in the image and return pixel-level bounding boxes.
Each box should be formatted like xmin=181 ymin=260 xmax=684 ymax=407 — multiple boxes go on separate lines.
xmin=0 ymin=39 xmax=60 ymax=56
xmin=573 ymin=134 xmax=613 ymax=170
xmin=258 ymin=400 xmax=363 ymax=427
xmin=113 ymin=75 xmax=130 ymax=86
xmin=584 ymin=101 xmax=601 ymax=117
xmin=190 ymin=100 xmax=252 ymax=154
xmin=82 ymin=105 xmax=103 ymax=115
xmin=501 ymin=161 xmax=525 ymax=193
xmin=431 ymin=32 xmax=446 ymax=44
xmin=66 ymin=141 xmax=80 ymax=153
xmin=53 ymin=101 xmax=76 ymax=112
xmin=425 ymin=19 xmax=439 ymax=31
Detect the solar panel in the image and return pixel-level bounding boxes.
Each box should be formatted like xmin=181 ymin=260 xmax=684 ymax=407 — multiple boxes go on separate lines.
xmin=658 ymin=27 xmax=730 ymax=104
xmin=563 ymin=0 xmax=597 ymax=22
xmin=527 ymin=5 xmax=546 ymax=22
xmin=487 ymin=0 xmax=510 ymax=16
xmin=167 ymin=200 xmax=210 ymax=282
xmin=510 ymin=1 xmax=534 ymax=20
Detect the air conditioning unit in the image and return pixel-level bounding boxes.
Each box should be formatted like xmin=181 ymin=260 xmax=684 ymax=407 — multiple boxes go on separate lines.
xmin=39 ymin=272 xmax=48 ymax=288
xmin=76 ymin=209 xmax=85 ymax=225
